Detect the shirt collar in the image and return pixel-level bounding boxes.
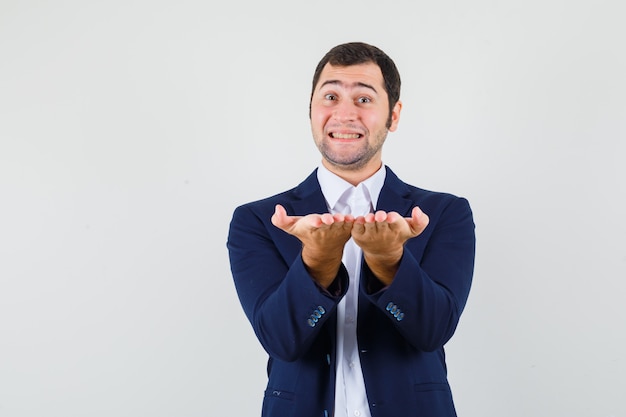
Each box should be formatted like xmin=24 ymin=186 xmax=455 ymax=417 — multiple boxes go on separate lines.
xmin=317 ymin=163 xmax=387 ymax=212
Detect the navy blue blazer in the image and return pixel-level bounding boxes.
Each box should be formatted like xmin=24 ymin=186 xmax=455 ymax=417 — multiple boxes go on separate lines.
xmin=227 ymin=166 xmax=475 ymax=417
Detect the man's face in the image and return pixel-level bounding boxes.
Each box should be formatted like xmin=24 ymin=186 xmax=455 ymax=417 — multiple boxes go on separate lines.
xmin=310 ymin=62 xmax=401 ymax=173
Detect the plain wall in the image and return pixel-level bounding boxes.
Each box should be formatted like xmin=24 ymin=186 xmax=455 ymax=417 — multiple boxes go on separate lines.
xmin=1 ymin=0 xmax=625 ymax=416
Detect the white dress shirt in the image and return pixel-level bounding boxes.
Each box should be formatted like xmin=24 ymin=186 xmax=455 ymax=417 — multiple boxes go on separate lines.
xmin=317 ymin=164 xmax=386 ymax=417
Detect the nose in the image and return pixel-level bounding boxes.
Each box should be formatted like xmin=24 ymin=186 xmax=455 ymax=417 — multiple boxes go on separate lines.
xmin=332 ymin=100 xmax=357 ymax=122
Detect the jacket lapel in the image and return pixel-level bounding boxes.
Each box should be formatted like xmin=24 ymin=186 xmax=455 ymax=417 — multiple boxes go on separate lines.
xmin=271 ymin=170 xmax=328 ymax=265
xmin=376 ymin=167 xmax=414 ymax=216
xmin=290 ymin=169 xmax=329 ymax=216
xmin=289 ymin=167 xmax=415 ymax=216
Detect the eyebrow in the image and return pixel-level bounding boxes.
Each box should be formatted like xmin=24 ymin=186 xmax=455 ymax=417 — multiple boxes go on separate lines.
xmin=319 ymin=80 xmax=378 ymax=94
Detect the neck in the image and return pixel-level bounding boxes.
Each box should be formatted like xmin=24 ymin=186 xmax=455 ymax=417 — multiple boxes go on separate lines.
xmin=321 ymin=159 xmax=383 ymax=186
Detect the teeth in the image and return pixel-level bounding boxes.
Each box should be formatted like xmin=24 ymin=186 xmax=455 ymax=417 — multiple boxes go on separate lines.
xmin=332 ymin=133 xmax=360 ymax=139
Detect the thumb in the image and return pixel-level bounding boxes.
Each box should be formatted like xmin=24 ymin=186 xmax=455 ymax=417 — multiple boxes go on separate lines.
xmin=409 ymin=206 xmax=429 ymax=235
xmin=271 ymin=204 xmax=292 ymax=230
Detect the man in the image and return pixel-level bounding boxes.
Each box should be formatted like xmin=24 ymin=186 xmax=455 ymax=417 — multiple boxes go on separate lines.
xmin=227 ymin=42 xmax=475 ymax=417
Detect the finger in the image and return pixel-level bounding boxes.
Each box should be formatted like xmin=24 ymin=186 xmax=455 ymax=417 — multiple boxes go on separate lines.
xmin=363 ymin=213 xmax=376 ymax=223
xmin=335 ymin=213 xmax=356 ymax=231
xmin=306 ymin=214 xmax=325 ymax=228
xmin=351 ymin=220 xmax=366 ymax=235
xmin=362 ymin=218 xmax=381 ymax=233
xmin=332 ymin=213 xmax=347 ymax=223
xmin=385 ymin=211 xmax=403 ymax=223
xmin=374 ymin=210 xmax=387 ymax=222
xmin=408 ymin=206 xmax=430 ymax=235
xmin=320 ymin=213 xmax=335 ymax=225
xmin=353 ymin=215 xmax=366 ymax=225
xmin=271 ymin=204 xmax=290 ymax=228
xmin=411 ymin=206 xmax=428 ymax=225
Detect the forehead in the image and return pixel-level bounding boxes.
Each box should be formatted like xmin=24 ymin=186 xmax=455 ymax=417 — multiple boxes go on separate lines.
xmin=315 ymin=62 xmax=385 ymax=92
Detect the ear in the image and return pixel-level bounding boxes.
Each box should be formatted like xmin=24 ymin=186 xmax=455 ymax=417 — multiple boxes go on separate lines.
xmin=388 ymin=100 xmax=402 ymax=132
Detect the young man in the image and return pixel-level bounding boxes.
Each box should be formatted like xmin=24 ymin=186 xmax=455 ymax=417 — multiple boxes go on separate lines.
xmin=227 ymin=42 xmax=475 ymax=417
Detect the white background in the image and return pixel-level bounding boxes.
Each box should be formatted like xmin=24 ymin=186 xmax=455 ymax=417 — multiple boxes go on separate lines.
xmin=1 ymin=1 xmax=625 ymax=416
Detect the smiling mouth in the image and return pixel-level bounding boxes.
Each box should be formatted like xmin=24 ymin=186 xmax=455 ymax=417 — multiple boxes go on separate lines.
xmin=330 ymin=133 xmax=362 ymax=139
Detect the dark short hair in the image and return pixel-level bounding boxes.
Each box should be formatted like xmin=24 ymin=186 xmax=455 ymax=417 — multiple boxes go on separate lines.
xmin=309 ymin=42 xmax=401 ymax=126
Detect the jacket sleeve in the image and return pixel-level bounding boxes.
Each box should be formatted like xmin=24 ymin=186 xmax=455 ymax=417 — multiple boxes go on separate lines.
xmin=227 ymin=203 xmax=348 ymax=361
xmin=361 ymin=196 xmax=476 ymax=352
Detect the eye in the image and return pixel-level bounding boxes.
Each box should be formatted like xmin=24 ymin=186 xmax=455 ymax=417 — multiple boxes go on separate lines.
xmin=324 ymin=93 xmax=337 ymax=101
xmin=357 ymin=96 xmax=371 ymax=104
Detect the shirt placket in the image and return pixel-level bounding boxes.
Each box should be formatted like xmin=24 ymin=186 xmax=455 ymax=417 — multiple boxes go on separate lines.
xmin=337 ymin=186 xmax=371 ymax=417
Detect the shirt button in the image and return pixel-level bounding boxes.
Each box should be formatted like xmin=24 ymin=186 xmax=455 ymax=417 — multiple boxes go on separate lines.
xmin=354 ymin=411 xmax=361 ymax=417
xmin=349 ymin=362 xmax=355 ymax=369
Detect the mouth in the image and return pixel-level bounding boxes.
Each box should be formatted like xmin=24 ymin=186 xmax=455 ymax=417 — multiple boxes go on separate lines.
xmin=329 ymin=132 xmax=362 ymax=139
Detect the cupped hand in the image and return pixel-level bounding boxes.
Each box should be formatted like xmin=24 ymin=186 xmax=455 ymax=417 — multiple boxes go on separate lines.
xmin=352 ymin=206 xmax=429 ymax=285
xmin=271 ymin=204 xmax=355 ymax=288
